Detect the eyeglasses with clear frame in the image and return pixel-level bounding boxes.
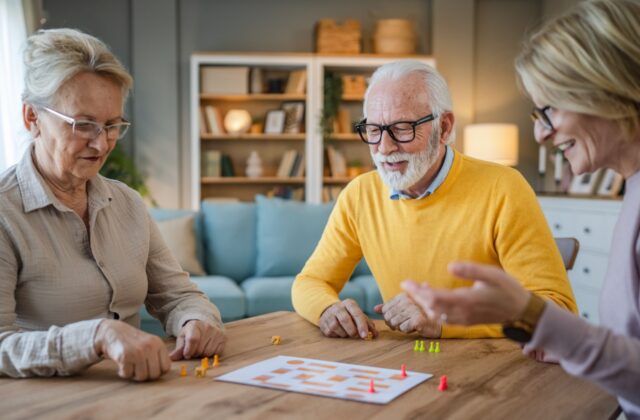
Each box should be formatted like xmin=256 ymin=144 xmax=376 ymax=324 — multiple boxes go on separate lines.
xmin=530 ymin=106 xmax=554 ymax=131
xmin=41 ymin=106 xmax=131 ymax=141
xmin=355 ymin=113 xmax=437 ymax=145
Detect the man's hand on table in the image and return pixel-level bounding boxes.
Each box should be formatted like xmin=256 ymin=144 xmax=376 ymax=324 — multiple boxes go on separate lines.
xmin=169 ymin=319 xmax=226 ymax=361
xmin=374 ymin=292 xmax=442 ymax=338
xmin=94 ymin=319 xmax=171 ymax=381
xmin=319 ymin=299 xmax=378 ymax=339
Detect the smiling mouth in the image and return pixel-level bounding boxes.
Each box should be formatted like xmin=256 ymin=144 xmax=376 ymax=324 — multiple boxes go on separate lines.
xmin=556 ymin=140 xmax=575 ymax=152
xmin=381 ymin=161 xmax=407 ymax=171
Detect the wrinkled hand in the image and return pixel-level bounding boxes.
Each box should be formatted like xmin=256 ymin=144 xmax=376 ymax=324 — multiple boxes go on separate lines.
xmin=401 ymin=262 xmax=531 ymax=325
xmin=373 ymin=293 xmax=441 ymax=338
xmin=169 ymin=319 xmax=226 ymax=361
xmin=319 ymin=299 xmax=378 ymax=339
xmin=94 ymin=319 xmax=171 ymax=381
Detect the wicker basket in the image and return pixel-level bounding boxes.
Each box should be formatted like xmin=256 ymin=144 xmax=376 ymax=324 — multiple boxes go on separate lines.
xmin=316 ymin=19 xmax=362 ymax=54
xmin=372 ymin=19 xmax=416 ymax=54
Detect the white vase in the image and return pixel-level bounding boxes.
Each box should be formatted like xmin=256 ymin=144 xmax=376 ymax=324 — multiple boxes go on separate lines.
xmin=246 ymin=151 xmax=263 ymax=178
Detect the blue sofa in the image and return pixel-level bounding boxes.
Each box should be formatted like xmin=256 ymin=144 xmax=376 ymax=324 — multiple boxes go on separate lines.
xmin=141 ymin=195 xmax=382 ymax=336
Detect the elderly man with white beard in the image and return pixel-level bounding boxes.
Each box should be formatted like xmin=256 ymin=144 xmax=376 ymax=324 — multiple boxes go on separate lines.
xmin=292 ymin=60 xmax=577 ymax=340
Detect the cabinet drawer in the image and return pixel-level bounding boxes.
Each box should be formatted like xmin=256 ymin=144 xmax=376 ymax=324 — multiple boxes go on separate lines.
xmin=569 ymin=250 xmax=609 ymax=291
xmin=573 ymin=213 xmax=617 ymax=253
xmin=543 ymin=209 xmax=575 ymax=237
xmin=573 ymin=287 xmax=600 ymax=324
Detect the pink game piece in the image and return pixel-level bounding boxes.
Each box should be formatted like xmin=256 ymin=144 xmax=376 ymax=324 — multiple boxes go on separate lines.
xmin=438 ymin=375 xmax=448 ymax=391
xmin=401 ymin=364 xmax=407 ymax=378
xmin=369 ymin=379 xmax=375 ymax=393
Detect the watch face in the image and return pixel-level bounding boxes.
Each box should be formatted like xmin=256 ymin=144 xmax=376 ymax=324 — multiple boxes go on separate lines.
xmin=502 ymin=325 xmax=532 ymax=343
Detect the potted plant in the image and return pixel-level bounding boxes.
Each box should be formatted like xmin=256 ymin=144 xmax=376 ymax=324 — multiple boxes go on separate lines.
xmin=100 ymin=143 xmax=157 ymax=206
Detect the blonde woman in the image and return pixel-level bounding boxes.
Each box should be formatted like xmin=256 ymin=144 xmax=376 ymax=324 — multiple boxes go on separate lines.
xmin=0 ymin=29 xmax=225 ymax=381
xmin=402 ymin=0 xmax=640 ymax=416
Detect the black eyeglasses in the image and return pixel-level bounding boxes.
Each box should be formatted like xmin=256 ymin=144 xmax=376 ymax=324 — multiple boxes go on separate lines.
xmin=355 ymin=113 xmax=437 ymax=145
xmin=530 ymin=106 xmax=554 ymax=131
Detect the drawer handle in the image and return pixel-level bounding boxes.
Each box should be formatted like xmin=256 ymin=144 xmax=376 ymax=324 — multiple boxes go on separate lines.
xmin=554 ymin=223 xmax=562 ymax=230
xmin=583 ymin=227 xmax=591 ymax=234
xmin=583 ymin=267 xmax=590 ymax=274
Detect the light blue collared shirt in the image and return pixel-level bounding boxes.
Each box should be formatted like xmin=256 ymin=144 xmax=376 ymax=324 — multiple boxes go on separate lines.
xmin=389 ymin=145 xmax=454 ymax=200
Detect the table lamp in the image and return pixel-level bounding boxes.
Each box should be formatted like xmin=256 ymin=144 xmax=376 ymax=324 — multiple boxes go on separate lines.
xmin=463 ymin=123 xmax=519 ymax=166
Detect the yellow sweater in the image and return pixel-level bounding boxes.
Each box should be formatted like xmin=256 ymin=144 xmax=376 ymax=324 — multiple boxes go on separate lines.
xmin=292 ymin=151 xmax=577 ymax=338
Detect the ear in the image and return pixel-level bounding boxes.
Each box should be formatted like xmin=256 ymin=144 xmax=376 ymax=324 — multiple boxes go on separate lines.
xmin=439 ymin=111 xmax=455 ymax=145
xmin=23 ymin=103 xmax=40 ymax=137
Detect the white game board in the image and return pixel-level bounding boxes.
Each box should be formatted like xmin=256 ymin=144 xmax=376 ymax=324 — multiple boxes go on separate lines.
xmin=216 ymin=355 xmax=432 ymax=404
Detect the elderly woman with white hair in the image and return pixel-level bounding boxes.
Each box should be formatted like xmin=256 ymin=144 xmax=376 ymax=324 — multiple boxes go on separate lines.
xmin=403 ymin=0 xmax=640 ymax=416
xmin=0 ymin=28 xmax=225 ymax=381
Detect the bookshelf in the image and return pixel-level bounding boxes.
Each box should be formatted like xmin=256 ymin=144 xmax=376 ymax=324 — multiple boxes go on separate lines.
xmin=189 ymin=53 xmax=435 ymax=208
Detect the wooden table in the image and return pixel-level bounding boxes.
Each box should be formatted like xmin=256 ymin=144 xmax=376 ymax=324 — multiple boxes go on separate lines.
xmin=0 ymin=312 xmax=619 ymax=419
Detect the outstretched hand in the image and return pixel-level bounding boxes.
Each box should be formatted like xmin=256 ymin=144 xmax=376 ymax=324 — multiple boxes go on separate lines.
xmin=400 ymin=262 xmax=530 ymax=325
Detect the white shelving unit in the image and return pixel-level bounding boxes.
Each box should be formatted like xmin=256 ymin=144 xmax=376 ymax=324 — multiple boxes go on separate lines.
xmin=189 ymin=53 xmax=435 ymax=208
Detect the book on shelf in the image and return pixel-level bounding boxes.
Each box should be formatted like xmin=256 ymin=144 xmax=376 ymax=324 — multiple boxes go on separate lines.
xmin=276 ymin=150 xmax=299 ymax=178
xmin=201 ymin=66 xmax=249 ymax=94
xmin=290 ymin=153 xmax=305 ymax=177
xmin=322 ymin=186 xmax=343 ymax=202
xmin=326 ymin=146 xmax=347 ymax=177
xmin=337 ymin=107 xmax=352 ymax=133
xmin=284 ymin=69 xmax=306 ymax=94
xmin=199 ymin=107 xmax=210 ymax=135
xmin=202 ymin=150 xmax=221 ymax=177
xmin=203 ymin=105 xmax=226 ymax=135
xmin=221 ymin=154 xmax=235 ymax=177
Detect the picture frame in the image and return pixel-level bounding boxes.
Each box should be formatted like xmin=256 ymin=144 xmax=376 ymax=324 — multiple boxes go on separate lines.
xmin=596 ymin=168 xmax=624 ymax=197
xmin=568 ymin=169 xmax=604 ymax=195
xmin=281 ymin=102 xmax=305 ymax=134
xmin=264 ymin=109 xmax=286 ymax=134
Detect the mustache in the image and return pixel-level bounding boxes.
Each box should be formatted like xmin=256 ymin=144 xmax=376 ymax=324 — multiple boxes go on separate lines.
xmin=371 ymin=152 xmax=414 ymax=164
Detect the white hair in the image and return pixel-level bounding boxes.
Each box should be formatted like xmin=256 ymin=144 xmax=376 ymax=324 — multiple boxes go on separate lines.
xmin=364 ymin=60 xmax=456 ymax=144
xmin=22 ymin=28 xmax=133 ymax=107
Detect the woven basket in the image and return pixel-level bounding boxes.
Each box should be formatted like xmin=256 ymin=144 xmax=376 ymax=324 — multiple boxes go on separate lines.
xmin=372 ymin=19 xmax=416 ymax=54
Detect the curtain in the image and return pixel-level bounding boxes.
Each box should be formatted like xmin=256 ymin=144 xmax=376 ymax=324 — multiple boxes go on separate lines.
xmin=0 ymin=0 xmax=29 ymax=172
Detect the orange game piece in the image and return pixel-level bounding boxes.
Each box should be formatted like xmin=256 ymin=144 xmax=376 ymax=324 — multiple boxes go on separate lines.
xmin=201 ymin=357 xmax=209 ymax=370
xmin=213 ymin=354 xmax=220 ymax=367
xmin=401 ymin=364 xmax=407 ymax=378
xmin=368 ymin=379 xmax=375 ymax=393
xmin=271 ymin=336 xmax=281 ymax=345
xmin=365 ymin=331 xmax=373 ymax=340
xmin=180 ymin=365 xmax=187 ymax=377
xmin=438 ymin=375 xmax=448 ymax=391
xmin=195 ymin=366 xmax=206 ymax=378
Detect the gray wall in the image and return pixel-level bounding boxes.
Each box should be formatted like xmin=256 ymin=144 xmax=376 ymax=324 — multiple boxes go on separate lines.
xmin=42 ymin=0 xmax=563 ymax=208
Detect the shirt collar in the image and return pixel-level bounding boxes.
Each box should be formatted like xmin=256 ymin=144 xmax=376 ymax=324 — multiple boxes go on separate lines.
xmin=390 ymin=145 xmax=454 ymax=200
xmin=16 ymin=143 xmax=113 ymax=213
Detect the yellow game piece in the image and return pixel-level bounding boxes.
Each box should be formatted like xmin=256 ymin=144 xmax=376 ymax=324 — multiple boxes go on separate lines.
xmin=428 ymin=341 xmax=435 ymax=353
xmin=413 ymin=340 xmax=420 ymax=352
xmin=271 ymin=335 xmax=281 ymax=345
xmin=195 ymin=366 xmax=206 ymax=378
xmin=435 ymin=341 xmax=441 ymax=353
xmin=419 ymin=340 xmax=426 ymax=352
xmin=213 ymin=354 xmax=220 ymax=367
xmin=180 ymin=365 xmax=187 ymax=377
xmin=201 ymin=357 xmax=209 ymax=370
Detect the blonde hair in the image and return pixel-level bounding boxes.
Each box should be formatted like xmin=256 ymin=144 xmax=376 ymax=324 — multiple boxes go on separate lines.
xmin=364 ymin=60 xmax=456 ymax=144
xmin=22 ymin=28 xmax=133 ymax=107
xmin=516 ymin=0 xmax=640 ymax=139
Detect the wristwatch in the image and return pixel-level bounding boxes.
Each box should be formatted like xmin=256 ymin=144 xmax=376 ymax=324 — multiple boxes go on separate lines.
xmin=502 ymin=293 xmax=546 ymax=343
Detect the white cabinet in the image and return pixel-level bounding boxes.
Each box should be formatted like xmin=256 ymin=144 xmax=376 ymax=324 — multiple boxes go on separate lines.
xmin=538 ymin=196 xmax=622 ymax=324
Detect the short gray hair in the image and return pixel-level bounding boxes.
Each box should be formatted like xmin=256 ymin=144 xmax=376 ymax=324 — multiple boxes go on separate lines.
xmin=22 ymin=28 xmax=133 ymax=107
xmin=364 ymin=60 xmax=456 ymax=144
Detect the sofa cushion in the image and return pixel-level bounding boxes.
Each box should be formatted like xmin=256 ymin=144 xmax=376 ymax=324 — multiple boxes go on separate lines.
xmin=255 ymin=195 xmax=334 ymax=277
xmin=351 ymin=275 xmax=383 ymax=319
xmin=190 ymin=276 xmax=246 ymax=321
xmin=242 ymin=276 xmax=366 ymax=317
xmin=148 ymin=208 xmax=204 ymax=270
xmin=155 ymin=215 xmax=206 ymax=276
xmin=201 ymin=201 xmax=256 ymax=282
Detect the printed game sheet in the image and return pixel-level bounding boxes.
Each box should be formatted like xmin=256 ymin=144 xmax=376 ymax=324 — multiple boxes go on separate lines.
xmin=216 ymin=355 xmax=432 ymax=404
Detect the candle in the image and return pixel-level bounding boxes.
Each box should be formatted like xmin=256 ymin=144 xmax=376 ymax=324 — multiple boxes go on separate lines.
xmin=554 ymin=151 xmax=563 ymax=182
xmin=538 ymin=145 xmax=546 ymax=174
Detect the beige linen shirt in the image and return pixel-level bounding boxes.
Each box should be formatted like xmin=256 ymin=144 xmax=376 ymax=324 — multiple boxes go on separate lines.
xmin=0 ymin=146 xmax=222 ymax=377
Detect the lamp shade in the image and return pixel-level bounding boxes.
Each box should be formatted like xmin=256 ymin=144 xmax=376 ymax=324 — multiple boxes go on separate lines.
xmin=463 ymin=123 xmax=519 ymax=166
xmin=224 ymin=109 xmax=252 ymax=134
